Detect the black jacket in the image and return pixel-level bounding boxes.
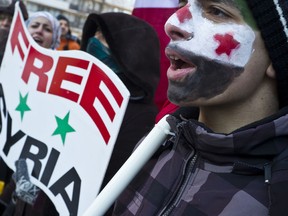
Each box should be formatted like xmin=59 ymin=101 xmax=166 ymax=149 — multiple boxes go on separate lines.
xmin=114 ymin=107 xmax=288 ymax=215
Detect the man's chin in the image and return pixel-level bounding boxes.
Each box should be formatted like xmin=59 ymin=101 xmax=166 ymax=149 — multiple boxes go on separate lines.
xmin=168 ymin=87 xmax=194 ymax=106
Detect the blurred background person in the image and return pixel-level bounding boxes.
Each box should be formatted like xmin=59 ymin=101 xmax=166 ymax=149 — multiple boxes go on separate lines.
xmin=0 ymin=0 xmax=28 ymax=30
xmin=0 ymin=0 xmax=28 ymax=65
xmin=56 ymin=14 xmax=80 ymax=51
xmin=81 ymin=12 xmax=160 ymax=215
xmin=26 ymin=11 xmax=61 ymax=50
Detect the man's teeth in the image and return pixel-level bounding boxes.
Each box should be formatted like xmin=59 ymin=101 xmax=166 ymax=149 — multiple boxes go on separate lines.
xmin=169 ymin=55 xmax=180 ymax=60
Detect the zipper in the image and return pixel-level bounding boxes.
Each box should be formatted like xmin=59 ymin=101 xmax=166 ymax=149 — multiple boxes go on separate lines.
xmin=264 ymin=163 xmax=271 ymax=184
xmin=264 ymin=163 xmax=272 ymax=215
xmin=158 ymin=153 xmax=198 ymax=216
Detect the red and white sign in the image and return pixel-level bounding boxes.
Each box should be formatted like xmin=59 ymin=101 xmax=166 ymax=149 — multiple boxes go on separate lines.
xmin=0 ymin=4 xmax=129 ymax=216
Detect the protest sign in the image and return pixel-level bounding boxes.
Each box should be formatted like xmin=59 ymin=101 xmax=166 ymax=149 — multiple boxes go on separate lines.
xmin=0 ymin=4 xmax=129 ymax=215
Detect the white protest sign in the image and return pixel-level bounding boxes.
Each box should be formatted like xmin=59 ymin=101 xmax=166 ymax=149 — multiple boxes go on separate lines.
xmin=0 ymin=4 xmax=130 ymax=216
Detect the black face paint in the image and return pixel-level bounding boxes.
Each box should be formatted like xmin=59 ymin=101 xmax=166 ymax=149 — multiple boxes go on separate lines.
xmin=167 ymin=45 xmax=244 ymax=104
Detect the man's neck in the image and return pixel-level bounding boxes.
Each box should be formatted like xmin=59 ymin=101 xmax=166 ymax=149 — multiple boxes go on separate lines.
xmin=198 ymin=77 xmax=279 ymax=134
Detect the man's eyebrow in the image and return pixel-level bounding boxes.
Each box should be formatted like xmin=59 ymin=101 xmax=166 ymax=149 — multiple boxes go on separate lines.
xmin=208 ymin=0 xmax=238 ymax=8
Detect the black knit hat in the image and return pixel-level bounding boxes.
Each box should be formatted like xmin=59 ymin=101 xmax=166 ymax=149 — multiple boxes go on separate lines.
xmin=247 ymin=0 xmax=288 ymax=108
xmin=0 ymin=0 xmax=28 ymax=20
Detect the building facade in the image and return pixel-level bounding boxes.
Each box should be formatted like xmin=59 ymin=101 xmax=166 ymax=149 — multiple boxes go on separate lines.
xmin=23 ymin=0 xmax=134 ymax=38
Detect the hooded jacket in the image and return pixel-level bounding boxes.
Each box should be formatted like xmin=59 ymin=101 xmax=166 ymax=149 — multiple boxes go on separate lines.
xmin=113 ymin=107 xmax=288 ymax=216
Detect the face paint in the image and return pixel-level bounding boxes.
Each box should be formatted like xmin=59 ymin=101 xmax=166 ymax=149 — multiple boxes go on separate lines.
xmin=165 ymin=0 xmax=255 ymax=68
xmin=214 ymin=33 xmax=240 ymax=56
xmin=165 ymin=0 xmax=257 ymax=103
xmin=176 ymin=4 xmax=192 ymax=24
xmin=167 ymin=44 xmax=243 ymax=103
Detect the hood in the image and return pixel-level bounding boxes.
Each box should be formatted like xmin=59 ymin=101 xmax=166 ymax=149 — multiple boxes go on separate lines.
xmin=81 ymin=12 xmax=160 ymax=103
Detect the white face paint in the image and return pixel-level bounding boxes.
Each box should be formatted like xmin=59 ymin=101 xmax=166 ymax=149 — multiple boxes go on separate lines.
xmin=165 ymin=0 xmax=256 ymax=68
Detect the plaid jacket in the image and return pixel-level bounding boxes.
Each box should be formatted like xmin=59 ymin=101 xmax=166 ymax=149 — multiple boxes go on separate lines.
xmin=113 ymin=107 xmax=288 ymax=216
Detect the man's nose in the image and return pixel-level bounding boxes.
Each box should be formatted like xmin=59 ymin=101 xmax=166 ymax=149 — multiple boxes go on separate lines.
xmin=165 ymin=23 xmax=193 ymax=41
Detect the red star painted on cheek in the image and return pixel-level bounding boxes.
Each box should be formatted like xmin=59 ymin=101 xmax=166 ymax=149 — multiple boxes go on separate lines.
xmin=176 ymin=4 xmax=192 ymax=23
xmin=214 ymin=33 xmax=240 ymax=57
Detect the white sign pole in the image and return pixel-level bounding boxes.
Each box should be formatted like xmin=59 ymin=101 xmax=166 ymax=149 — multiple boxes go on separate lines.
xmin=82 ymin=115 xmax=171 ymax=216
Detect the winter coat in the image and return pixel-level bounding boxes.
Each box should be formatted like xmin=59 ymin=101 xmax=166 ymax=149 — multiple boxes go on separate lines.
xmin=113 ymin=107 xmax=288 ymax=216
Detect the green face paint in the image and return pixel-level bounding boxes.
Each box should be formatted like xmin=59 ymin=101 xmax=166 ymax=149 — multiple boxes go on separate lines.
xmin=234 ymin=0 xmax=258 ymax=30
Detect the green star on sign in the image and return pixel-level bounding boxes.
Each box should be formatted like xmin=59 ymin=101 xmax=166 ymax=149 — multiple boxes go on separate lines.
xmin=15 ymin=92 xmax=31 ymax=121
xmin=52 ymin=111 xmax=75 ymax=145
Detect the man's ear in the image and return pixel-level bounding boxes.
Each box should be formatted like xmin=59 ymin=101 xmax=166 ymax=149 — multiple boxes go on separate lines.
xmin=266 ymin=64 xmax=276 ymax=79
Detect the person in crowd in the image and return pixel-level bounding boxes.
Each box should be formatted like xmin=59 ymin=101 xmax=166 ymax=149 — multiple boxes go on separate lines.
xmin=112 ymin=0 xmax=288 ymax=215
xmin=56 ymin=14 xmax=80 ymax=50
xmin=0 ymin=0 xmax=28 ymax=65
xmin=26 ymin=11 xmax=61 ymax=50
xmin=80 ymin=12 xmax=160 ymax=215
xmin=0 ymin=11 xmax=61 ymax=216
xmin=0 ymin=0 xmax=28 ymax=30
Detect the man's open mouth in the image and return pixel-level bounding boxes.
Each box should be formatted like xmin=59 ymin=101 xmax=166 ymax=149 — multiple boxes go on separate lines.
xmin=166 ymin=47 xmax=196 ymax=70
xmin=165 ymin=46 xmax=197 ymax=81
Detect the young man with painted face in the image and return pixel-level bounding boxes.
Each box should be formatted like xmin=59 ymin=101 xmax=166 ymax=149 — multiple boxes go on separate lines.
xmin=112 ymin=0 xmax=288 ymax=215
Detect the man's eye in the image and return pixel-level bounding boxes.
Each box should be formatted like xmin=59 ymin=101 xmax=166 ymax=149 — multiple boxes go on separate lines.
xmin=208 ymin=7 xmax=231 ymax=19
